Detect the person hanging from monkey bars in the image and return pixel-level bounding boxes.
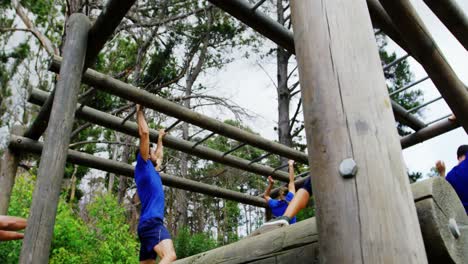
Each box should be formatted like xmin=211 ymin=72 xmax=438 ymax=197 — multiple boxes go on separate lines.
xmin=135 ymin=104 xmax=176 ymax=264
xmin=262 ymin=160 xmax=297 ymax=224
xmin=262 ymin=175 xmax=312 ymax=227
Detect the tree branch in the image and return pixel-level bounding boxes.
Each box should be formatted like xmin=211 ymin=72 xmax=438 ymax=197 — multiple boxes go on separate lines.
xmin=11 ymin=0 xmax=59 ymax=55
xmin=288 ymin=99 xmax=302 ymax=135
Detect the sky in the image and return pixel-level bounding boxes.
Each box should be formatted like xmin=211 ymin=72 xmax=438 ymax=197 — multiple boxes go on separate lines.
xmin=202 ymin=0 xmax=468 ymax=177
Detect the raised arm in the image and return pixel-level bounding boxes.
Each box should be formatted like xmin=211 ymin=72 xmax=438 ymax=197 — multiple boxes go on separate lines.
xmin=136 ymin=104 xmax=150 ymax=161
xmin=153 ymin=129 xmax=166 ymax=171
xmin=288 ymin=160 xmax=296 ymax=194
xmin=435 ymin=160 xmax=446 ymax=177
xmin=263 ymin=176 xmax=274 ymax=202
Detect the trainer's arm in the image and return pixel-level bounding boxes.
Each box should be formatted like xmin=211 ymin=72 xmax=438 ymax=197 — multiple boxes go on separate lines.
xmin=263 ymin=176 xmax=274 ymax=202
xmin=137 ymin=104 xmax=150 ymax=161
xmin=288 ymin=160 xmax=296 ymax=194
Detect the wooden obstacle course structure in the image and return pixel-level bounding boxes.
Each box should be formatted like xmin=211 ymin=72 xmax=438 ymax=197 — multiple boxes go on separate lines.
xmin=174 ymin=178 xmax=468 ymax=264
xmin=0 ymin=0 xmax=465 ymax=263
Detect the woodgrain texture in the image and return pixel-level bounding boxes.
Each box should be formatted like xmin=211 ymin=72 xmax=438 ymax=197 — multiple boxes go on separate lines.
xmin=290 ymin=0 xmax=427 ymax=262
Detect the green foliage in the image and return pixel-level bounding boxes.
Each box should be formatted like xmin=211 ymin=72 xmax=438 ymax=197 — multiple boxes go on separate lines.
xmin=0 ymin=175 xmax=138 ymax=263
xmin=0 ymin=174 xmax=34 ymax=263
xmin=377 ymin=35 xmax=424 ymax=135
xmin=173 ymin=227 xmax=217 ymax=259
xmin=296 ymin=206 xmax=315 ymax=222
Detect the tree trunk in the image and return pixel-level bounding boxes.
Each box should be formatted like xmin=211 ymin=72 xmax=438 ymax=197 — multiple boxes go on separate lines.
xmin=276 ymin=0 xmax=293 ymax=168
xmin=118 ymin=135 xmax=132 ymax=204
xmin=108 ymin=132 xmax=121 ymax=193
xmin=69 ymin=165 xmax=78 ymax=203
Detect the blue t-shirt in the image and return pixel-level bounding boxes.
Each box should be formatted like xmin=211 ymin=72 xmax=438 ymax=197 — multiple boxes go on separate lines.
xmin=268 ymin=192 xmax=297 ymax=224
xmin=135 ymin=153 xmax=165 ymax=224
xmin=446 ymin=159 xmax=468 ymax=214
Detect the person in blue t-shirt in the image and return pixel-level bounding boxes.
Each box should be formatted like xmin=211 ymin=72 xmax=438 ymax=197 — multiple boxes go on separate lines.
xmin=436 ymin=145 xmax=468 ymax=214
xmin=263 ymin=160 xmax=297 ymax=224
xmin=135 ymin=104 xmax=176 ymax=264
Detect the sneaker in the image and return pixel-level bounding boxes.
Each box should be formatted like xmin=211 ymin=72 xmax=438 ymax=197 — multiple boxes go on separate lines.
xmin=248 ymin=216 xmax=291 ymax=237
xmin=262 ymin=216 xmax=291 ymax=227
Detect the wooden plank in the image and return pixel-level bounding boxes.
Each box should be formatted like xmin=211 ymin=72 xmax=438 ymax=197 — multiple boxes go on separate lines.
xmin=290 ymin=0 xmax=427 ymax=262
xmin=380 ymin=0 xmax=468 ymax=134
xmin=29 ymin=89 xmax=291 ymax=182
xmin=175 ymin=178 xmax=468 ymax=264
xmin=19 ymin=14 xmax=91 ymax=264
xmin=0 ymin=125 xmax=24 ymax=214
xmin=422 ymin=0 xmax=468 ymax=51
xmin=9 ymin=135 xmax=267 ymax=208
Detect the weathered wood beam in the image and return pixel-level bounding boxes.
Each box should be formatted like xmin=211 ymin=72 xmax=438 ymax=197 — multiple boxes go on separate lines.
xmin=0 ymin=125 xmax=24 ymax=215
xmin=19 ymin=14 xmax=91 ymax=264
xmin=206 ymin=0 xmax=408 ymax=53
xmin=291 ymin=0 xmax=427 ymax=262
xmin=85 ymin=0 xmax=137 ymax=66
xmin=29 ymin=89 xmax=291 ymax=182
xmin=391 ymin=100 xmax=426 ymax=131
xmin=267 ymin=119 xmax=461 ymax=196
xmin=401 ymin=118 xmax=461 ymax=149
xmin=22 ymin=0 xmax=136 ymax=142
xmin=48 ymin=56 xmax=309 ymax=164
xmin=22 ymin=90 xmax=55 ymax=140
xmin=379 ymin=0 xmax=468 ymax=134
xmin=422 ymin=0 xmax=468 ymax=51
xmin=207 ymin=0 xmax=295 ymax=53
xmin=9 ymin=135 xmax=267 ymax=208
xmin=175 ymin=178 xmax=468 ymax=264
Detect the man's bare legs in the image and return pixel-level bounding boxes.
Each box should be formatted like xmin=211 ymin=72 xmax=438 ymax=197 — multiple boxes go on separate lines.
xmin=154 ymin=239 xmax=177 ymax=264
xmin=0 ymin=215 xmax=27 ymax=241
xmin=282 ymin=189 xmax=310 ymax=219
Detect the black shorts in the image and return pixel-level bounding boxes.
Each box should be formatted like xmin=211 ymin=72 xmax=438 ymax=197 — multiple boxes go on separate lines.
xmin=300 ymin=177 xmax=312 ymax=196
xmin=138 ymin=217 xmax=171 ymax=261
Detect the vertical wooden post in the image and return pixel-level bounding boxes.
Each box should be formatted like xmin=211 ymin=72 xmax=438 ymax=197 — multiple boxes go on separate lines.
xmin=19 ymin=13 xmax=90 ymax=264
xmin=0 ymin=125 xmax=24 ymax=215
xmin=290 ymin=0 xmax=427 ymax=263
